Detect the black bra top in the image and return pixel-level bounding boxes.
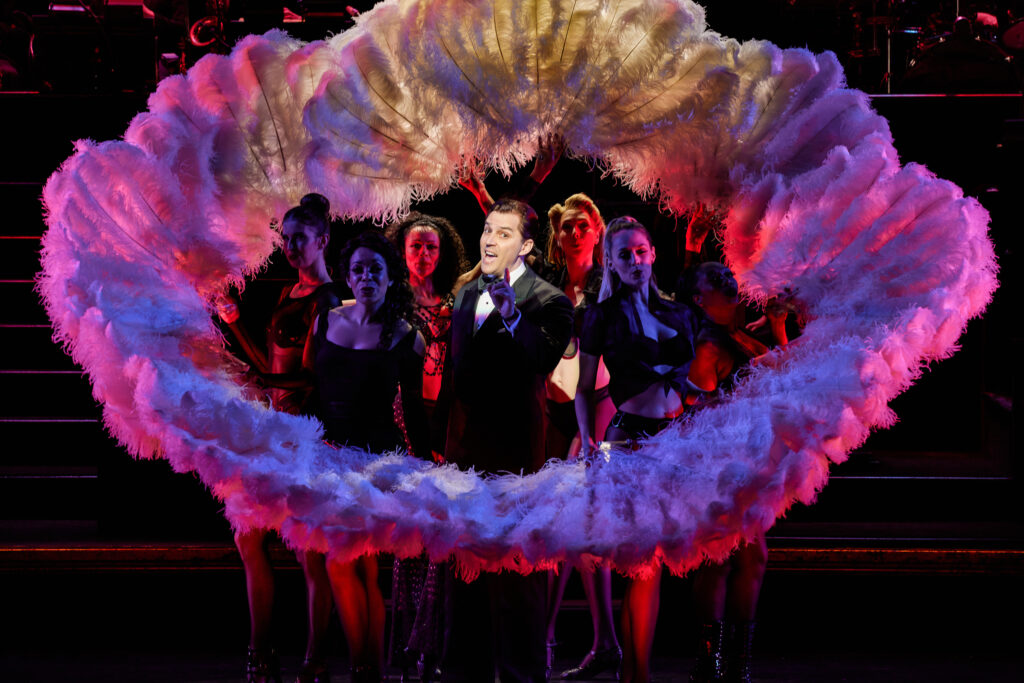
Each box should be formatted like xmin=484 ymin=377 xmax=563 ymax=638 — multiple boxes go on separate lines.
xmin=579 ymin=289 xmax=698 ymax=408
xmin=265 ymin=283 xmax=341 ymax=414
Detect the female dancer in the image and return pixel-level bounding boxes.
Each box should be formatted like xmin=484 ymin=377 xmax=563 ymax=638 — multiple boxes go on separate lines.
xmin=543 ymin=194 xmax=611 ymax=460
xmin=217 ymin=193 xmax=338 ymax=683
xmin=385 ymin=212 xmax=469 ymax=417
xmin=384 ymin=213 xmax=468 ymax=682
xmin=681 ymin=261 xmax=789 ymax=683
xmin=312 ymin=230 xmax=429 ymax=683
xmin=577 ymin=217 xmax=699 ymax=683
xmin=538 ymin=194 xmax=622 ymax=680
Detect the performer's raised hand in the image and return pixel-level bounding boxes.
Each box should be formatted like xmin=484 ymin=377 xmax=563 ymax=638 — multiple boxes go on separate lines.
xmin=488 ymin=267 xmax=518 ymax=321
xmin=529 ymin=133 xmax=566 ymax=184
xmin=457 ymin=155 xmax=494 ymax=213
xmin=214 ymin=290 xmax=241 ymax=324
xmin=684 ymin=202 xmax=713 ymax=254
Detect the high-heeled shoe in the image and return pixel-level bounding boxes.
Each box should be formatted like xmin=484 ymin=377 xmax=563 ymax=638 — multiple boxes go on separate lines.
xmin=246 ymin=647 xmax=282 ymax=683
xmin=546 ymin=640 xmax=558 ymax=681
xmin=295 ymin=657 xmax=329 ymax=683
xmin=349 ymin=664 xmax=382 ymax=683
xmin=417 ymin=653 xmax=442 ymax=683
xmin=560 ymin=646 xmax=622 ymax=680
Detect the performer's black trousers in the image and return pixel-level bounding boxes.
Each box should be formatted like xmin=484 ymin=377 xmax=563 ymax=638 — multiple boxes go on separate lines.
xmin=442 ymin=569 xmax=547 ymax=682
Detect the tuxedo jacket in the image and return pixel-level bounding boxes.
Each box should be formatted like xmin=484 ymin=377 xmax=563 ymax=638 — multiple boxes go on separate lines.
xmin=439 ymin=265 xmax=573 ymax=475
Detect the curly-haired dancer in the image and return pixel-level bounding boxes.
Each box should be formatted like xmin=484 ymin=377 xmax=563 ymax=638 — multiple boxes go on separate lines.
xmin=312 ymin=231 xmax=430 ymax=682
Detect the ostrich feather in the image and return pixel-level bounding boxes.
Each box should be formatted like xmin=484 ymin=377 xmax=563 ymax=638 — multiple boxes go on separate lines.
xmin=36 ymin=0 xmax=998 ymax=577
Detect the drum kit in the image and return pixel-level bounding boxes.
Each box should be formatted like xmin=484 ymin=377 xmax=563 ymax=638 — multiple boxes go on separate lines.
xmin=845 ymin=1 xmax=1023 ymax=92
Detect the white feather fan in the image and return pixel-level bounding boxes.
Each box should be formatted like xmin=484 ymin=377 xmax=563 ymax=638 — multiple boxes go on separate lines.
xmin=37 ymin=0 xmax=997 ymax=577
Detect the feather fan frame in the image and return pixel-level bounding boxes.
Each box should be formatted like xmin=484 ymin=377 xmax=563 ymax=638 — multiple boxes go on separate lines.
xmin=37 ymin=0 xmax=997 ymax=578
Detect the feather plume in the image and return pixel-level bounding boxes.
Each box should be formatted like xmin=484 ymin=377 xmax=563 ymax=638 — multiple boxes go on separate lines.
xmin=36 ymin=0 xmax=998 ymax=577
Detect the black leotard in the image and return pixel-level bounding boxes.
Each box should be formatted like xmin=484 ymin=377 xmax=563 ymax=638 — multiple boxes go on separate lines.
xmin=313 ymin=312 xmax=429 ymax=459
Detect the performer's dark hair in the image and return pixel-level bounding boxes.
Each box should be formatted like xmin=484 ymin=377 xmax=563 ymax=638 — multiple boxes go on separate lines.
xmin=338 ymin=230 xmax=414 ymax=350
xmin=385 ymin=212 xmax=468 ymax=299
xmin=682 ymin=261 xmax=739 ymax=303
xmin=283 ymin=193 xmax=331 ymax=236
xmin=488 ymin=197 xmax=540 ymax=243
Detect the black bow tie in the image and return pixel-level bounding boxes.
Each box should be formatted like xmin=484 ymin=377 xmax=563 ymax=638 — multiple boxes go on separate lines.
xmin=478 ymin=274 xmax=500 ymax=292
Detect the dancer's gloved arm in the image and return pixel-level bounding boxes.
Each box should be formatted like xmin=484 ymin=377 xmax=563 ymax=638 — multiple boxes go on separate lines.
xmin=458 ymin=158 xmax=494 ymax=214
xmin=683 ymin=203 xmax=713 ymax=274
xmin=216 ymin=291 xmax=270 ymax=375
xmin=524 ymin=133 xmax=565 ymax=188
xmin=458 ymin=134 xmax=566 ymax=214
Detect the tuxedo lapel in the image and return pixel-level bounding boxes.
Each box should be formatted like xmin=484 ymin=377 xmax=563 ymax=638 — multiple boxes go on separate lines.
xmin=513 ymin=266 xmax=538 ymax=306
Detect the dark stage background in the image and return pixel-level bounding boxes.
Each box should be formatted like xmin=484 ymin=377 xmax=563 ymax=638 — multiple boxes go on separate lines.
xmin=0 ymin=0 xmax=1021 ymax=678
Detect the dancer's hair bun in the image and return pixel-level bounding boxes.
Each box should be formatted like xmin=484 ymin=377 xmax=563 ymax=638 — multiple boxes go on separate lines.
xmin=283 ymin=193 xmax=331 ymax=235
xmin=300 ymin=193 xmax=330 ymax=219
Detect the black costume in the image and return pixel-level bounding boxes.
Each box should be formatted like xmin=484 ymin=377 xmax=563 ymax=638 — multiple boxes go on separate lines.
xmin=266 ymin=286 xmax=322 ymax=413
xmin=579 ymin=287 xmax=699 ymax=411
xmin=390 ymin=298 xmax=456 ymax=679
xmin=412 ymin=297 xmax=453 ymax=408
xmin=313 ymin=311 xmax=429 ymax=459
xmin=440 ymin=265 xmax=574 ymax=475
xmin=691 ymin=320 xmax=769 ymax=406
xmin=437 ymin=264 xmax=573 ymax=683
xmin=223 ymin=283 xmax=341 ymax=415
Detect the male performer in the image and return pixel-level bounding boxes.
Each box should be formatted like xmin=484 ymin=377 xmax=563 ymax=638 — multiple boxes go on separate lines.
xmin=440 ymin=198 xmax=573 ymax=682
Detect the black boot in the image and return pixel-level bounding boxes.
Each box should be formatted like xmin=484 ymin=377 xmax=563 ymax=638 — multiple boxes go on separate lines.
xmin=725 ymin=621 xmax=755 ymax=683
xmin=689 ymin=621 xmax=726 ymax=683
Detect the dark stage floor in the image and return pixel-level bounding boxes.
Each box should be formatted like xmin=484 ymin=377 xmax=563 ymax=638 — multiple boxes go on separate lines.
xmin=2 ymin=650 xmax=1021 ymax=683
